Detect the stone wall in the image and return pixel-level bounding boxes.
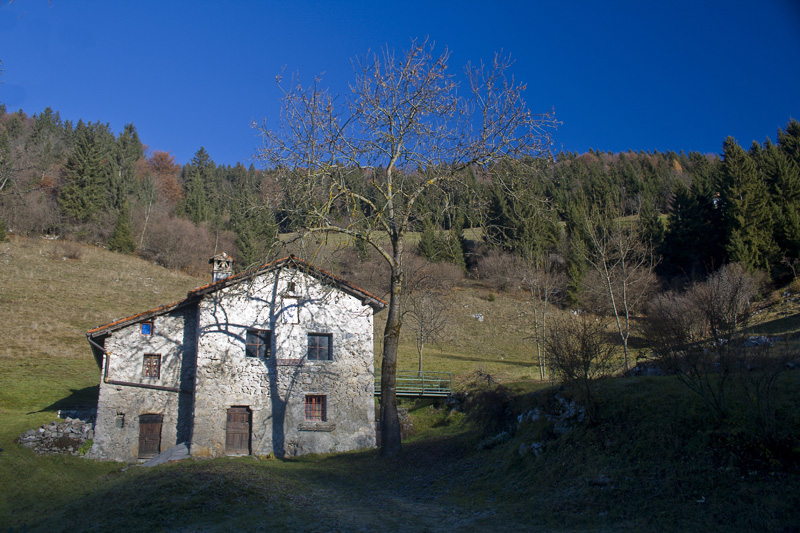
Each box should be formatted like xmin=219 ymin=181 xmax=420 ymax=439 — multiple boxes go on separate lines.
xmin=89 ymin=307 xmax=197 ymax=461
xmin=89 ymin=264 xmax=377 ymax=462
xmin=191 ymin=267 xmax=376 ymax=458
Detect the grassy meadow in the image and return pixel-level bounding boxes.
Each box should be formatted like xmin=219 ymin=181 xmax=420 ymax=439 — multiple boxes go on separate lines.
xmin=1 ymin=235 xmax=799 ymax=531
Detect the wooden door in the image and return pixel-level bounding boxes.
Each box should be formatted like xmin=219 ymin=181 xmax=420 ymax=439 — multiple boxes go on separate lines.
xmin=226 ymin=407 xmax=251 ymax=455
xmin=138 ymin=414 xmax=163 ymax=459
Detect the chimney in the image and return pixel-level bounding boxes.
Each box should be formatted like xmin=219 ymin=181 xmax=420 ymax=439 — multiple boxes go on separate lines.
xmin=210 ymin=252 xmax=234 ymax=283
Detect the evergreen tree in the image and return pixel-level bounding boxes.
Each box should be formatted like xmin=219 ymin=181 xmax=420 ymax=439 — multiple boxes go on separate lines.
xmin=762 ymin=139 xmax=800 ymax=267
xmin=417 ymin=218 xmax=442 ymax=262
xmin=639 ymin=198 xmax=664 ymax=252
xmin=180 ymin=147 xmax=214 ymax=224
xmin=108 ymin=202 xmax=136 ymax=253
xmin=59 ymin=122 xmax=108 ymax=221
xmin=110 ymin=124 xmax=143 ymax=211
xmin=445 ymin=214 xmax=467 ymax=270
xmin=719 ymin=137 xmax=777 ymax=271
xmin=777 ymin=119 xmax=800 ymax=166
xmin=26 ymin=107 xmax=69 ymax=182
xmin=232 ymin=206 xmax=278 ymax=269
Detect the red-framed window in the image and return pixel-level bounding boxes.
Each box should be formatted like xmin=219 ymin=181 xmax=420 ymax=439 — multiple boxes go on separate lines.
xmin=305 ymin=395 xmax=326 ymax=422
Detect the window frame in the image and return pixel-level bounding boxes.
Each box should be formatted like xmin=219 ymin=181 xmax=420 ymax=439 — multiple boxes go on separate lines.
xmin=304 ymin=395 xmax=326 ymax=422
xmin=245 ymin=329 xmax=271 ymax=358
xmin=307 ymin=333 xmax=332 ymax=361
xmin=142 ymin=353 xmax=161 ymax=379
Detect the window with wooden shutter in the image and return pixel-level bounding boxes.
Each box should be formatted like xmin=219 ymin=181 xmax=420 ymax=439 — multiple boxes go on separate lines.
xmin=142 ymin=354 xmax=161 ymax=378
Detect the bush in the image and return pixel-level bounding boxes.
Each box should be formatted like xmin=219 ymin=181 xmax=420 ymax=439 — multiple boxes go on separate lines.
xmin=51 ymin=240 xmax=83 ymax=261
xmin=546 ymin=313 xmax=616 ymax=422
xmin=789 ymin=277 xmax=800 ymax=294
xmin=474 ymin=250 xmax=520 ymax=291
xmin=0 ymin=218 xmax=6 ymax=241
xmin=643 ymin=263 xmax=765 ymax=422
xmin=462 ymin=372 xmax=516 ymax=437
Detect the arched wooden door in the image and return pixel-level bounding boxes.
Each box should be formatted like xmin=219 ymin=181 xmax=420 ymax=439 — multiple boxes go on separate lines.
xmin=225 ymin=407 xmax=251 ymax=455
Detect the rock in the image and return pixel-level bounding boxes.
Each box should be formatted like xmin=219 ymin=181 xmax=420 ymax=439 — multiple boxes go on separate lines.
xmin=140 ymin=443 xmax=190 ymax=467
xmin=19 ymin=417 xmax=94 ymax=456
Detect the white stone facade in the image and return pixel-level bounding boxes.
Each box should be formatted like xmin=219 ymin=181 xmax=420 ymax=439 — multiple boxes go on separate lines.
xmin=87 ymin=257 xmax=384 ymax=462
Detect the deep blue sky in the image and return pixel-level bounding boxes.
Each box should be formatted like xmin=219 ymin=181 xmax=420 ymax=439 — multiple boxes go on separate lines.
xmin=2 ymin=0 xmax=799 ymax=166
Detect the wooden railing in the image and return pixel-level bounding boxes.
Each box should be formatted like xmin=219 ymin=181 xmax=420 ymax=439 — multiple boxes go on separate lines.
xmin=374 ymin=370 xmax=453 ymax=397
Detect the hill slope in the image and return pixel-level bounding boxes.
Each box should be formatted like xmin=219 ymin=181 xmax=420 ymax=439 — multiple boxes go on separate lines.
xmin=1 ymin=237 xmax=799 ymax=531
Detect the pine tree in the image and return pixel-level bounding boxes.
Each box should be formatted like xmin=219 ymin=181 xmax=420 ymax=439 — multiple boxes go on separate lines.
xmin=180 ymin=147 xmax=214 ymax=224
xmin=110 ymin=124 xmax=143 ymax=211
xmin=777 ymin=119 xmax=800 ymax=166
xmin=762 ymin=139 xmax=800 ymax=266
xmin=108 ymin=202 xmax=136 ymax=253
xmin=59 ymin=122 xmax=108 ymax=221
xmin=417 ymin=219 xmax=442 ymax=262
xmin=719 ymin=137 xmax=777 ymax=271
xmin=639 ymin=198 xmax=664 ymax=251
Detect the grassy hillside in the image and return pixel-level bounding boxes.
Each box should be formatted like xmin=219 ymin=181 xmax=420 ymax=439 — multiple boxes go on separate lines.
xmin=1 ymin=236 xmax=799 ymax=531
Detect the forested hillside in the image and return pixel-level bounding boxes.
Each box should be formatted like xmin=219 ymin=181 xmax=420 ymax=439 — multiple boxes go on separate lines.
xmin=1 ymin=104 xmax=799 ymax=292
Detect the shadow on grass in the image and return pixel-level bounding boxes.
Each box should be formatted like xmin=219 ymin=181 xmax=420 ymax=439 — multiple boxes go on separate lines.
xmin=29 ymin=432 xmax=482 ymax=532
xmin=32 ymin=385 xmax=99 ymax=414
xmin=436 ymin=352 xmax=531 ymax=367
xmin=745 ymin=312 xmax=800 ymax=338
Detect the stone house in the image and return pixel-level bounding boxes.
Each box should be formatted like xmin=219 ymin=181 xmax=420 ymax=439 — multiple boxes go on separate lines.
xmin=86 ymin=255 xmax=385 ymax=462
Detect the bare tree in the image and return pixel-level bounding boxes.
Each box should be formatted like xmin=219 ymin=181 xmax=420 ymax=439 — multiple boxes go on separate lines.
xmin=577 ymin=208 xmax=656 ymax=371
xmin=403 ymin=259 xmax=456 ymax=374
xmin=254 ymin=39 xmax=557 ymax=456
xmin=519 ymin=253 xmax=564 ymax=380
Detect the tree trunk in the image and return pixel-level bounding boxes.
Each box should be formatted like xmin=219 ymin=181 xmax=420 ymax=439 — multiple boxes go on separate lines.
xmin=379 ymin=260 xmax=404 ymax=457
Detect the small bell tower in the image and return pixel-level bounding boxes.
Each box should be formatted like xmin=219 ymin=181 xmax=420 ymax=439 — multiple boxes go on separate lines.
xmin=210 ymin=252 xmax=234 ymax=283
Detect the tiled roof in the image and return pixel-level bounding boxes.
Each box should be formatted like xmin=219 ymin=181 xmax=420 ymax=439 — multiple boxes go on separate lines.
xmin=86 ymin=255 xmax=386 ymax=338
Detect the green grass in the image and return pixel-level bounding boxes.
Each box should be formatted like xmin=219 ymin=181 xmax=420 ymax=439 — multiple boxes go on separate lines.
xmin=1 ymin=236 xmax=799 ymax=531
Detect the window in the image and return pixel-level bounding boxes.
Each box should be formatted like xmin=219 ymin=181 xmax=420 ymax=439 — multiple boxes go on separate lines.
xmin=142 ymin=354 xmax=161 ymax=378
xmin=305 ymin=395 xmax=326 ymax=422
xmin=140 ymin=322 xmax=153 ymax=335
xmin=287 ymin=281 xmax=296 ymax=293
xmin=245 ymin=329 xmax=270 ymax=358
xmin=308 ymin=333 xmax=332 ymax=361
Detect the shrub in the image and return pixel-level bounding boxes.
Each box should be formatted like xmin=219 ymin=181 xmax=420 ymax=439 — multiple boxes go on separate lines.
xmin=474 ymin=249 xmax=519 ymax=291
xmin=789 ymin=277 xmax=800 ymax=294
xmin=546 ymin=313 xmax=616 ymax=422
xmin=643 ymin=263 xmax=765 ymax=422
xmin=52 ymin=240 xmax=83 ymax=261
xmin=462 ymin=372 xmax=516 ymax=437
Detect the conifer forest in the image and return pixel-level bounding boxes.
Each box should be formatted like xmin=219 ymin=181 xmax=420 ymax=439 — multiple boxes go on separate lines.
xmin=1 ymin=104 xmax=799 ymax=293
